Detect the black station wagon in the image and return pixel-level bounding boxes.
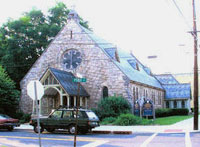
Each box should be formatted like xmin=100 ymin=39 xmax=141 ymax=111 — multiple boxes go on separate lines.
xmin=30 ymin=108 xmax=100 ymax=134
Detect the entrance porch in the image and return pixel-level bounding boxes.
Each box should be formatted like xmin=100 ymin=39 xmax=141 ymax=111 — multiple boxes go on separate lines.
xmin=32 ymin=68 xmax=89 ymax=116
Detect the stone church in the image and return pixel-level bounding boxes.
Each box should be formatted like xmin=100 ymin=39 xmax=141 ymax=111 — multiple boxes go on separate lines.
xmin=20 ymin=10 xmax=166 ymax=115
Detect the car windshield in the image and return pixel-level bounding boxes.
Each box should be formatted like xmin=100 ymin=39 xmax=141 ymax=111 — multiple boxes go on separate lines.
xmin=86 ymin=111 xmax=98 ymax=119
xmin=0 ymin=115 xmax=6 ymax=119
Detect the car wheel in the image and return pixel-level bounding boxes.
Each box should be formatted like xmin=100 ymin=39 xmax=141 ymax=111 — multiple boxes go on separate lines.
xmin=7 ymin=126 xmax=14 ymax=131
xmin=46 ymin=128 xmax=55 ymax=133
xmin=68 ymin=125 xmax=76 ymax=134
xmin=34 ymin=124 xmax=44 ymax=133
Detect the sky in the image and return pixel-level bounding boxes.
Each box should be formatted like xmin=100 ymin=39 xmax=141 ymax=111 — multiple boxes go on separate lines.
xmin=0 ymin=0 xmax=199 ymax=74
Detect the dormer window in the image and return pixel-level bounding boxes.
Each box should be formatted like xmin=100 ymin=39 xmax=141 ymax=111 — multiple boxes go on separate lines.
xmin=144 ymin=67 xmax=152 ymax=76
xmin=128 ymin=59 xmax=139 ymax=71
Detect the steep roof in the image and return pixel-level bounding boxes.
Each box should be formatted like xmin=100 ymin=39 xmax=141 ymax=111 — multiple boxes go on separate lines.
xmin=49 ymin=68 xmax=89 ymax=97
xmin=162 ymin=84 xmax=191 ymax=99
xmin=155 ymin=74 xmax=179 ymax=84
xmin=80 ymin=25 xmax=163 ymax=90
xmin=155 ymin=74 xmax=191 ymax=99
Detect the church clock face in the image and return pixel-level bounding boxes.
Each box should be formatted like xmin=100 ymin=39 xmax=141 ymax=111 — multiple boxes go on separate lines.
xmin=63 ymin=49 xmax=82 ymax=70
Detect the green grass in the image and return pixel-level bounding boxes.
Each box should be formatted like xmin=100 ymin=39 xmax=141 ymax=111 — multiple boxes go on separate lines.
xmin=153 ymin=115 xmax=193 ymax=125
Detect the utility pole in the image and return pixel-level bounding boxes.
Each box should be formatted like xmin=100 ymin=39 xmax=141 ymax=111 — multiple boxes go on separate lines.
xmin=192 ymin=0 xmax=199 ymax=130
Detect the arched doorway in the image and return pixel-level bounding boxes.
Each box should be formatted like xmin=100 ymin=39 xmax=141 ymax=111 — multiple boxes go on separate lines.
xmin=41 ymin=87 xmax=61 ymax=115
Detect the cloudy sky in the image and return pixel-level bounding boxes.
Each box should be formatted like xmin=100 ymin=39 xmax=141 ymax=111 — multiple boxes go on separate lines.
xmin=0 ymin=0 xmax=199 ymax=74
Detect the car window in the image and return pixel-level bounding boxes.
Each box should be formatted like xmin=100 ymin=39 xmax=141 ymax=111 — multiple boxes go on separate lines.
xmin=0 ymin=116 xmax=6 ymax=119
xmin=86 ymin=111 xmax=98 ymax=119
xmin=51 ymin=110 xmax=62 ymax=118
xmin=73 ymin=111 xmax=84 ymax=118
xmin=63 ymin=111 xmax=73 ymax=118
xmin=0 ymin=114 xmax=10 ymax=118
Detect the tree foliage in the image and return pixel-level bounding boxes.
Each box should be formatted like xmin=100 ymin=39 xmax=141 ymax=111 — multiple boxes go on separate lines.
xmin=0 ymin=65 xmax=19 ymax=116
xmin=0 ymin=2 xmax=89 ymax=89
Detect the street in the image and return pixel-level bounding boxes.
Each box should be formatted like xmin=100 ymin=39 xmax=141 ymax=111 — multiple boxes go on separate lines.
xmin=0 ymin=129 xmax=199 ymax=147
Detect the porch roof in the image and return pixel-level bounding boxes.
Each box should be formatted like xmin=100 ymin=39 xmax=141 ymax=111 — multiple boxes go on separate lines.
xmin=49 ymin=68 xmax=89 ymax=97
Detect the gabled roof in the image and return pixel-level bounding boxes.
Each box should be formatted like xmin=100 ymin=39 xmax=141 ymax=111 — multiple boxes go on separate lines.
xmin=155 ymin=74 xmax=191 ymax=99
xmin=80 ymin=25 xmax=163 ymax=90
xmin=155 ymin=74 xmax=179 ymax=85
xmin=162 ymin=84 xmax=191 ymax=99
xmin=49 ymin=68 xmax=89 ymax=97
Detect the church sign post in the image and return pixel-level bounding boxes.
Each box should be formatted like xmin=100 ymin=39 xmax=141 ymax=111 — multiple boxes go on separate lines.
xmin=27 ymin=80 xmax=44 ymax=147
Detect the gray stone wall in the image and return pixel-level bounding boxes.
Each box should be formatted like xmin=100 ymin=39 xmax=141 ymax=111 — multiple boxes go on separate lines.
xmin=20 ymin=18 xmax=128 ymax=113
xmin=20 ymin=17 xmax=164 ymax=114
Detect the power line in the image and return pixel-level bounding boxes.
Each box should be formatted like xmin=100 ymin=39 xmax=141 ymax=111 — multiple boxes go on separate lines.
xmin=171 ymin=0 xmax=195 ymax=35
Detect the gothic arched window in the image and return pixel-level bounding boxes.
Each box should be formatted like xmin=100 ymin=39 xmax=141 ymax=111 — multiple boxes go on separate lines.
xmin=103 ymin=86 xmax=108 ymax=98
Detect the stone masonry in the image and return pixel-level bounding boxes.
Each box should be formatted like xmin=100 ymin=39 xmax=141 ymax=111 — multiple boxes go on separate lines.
xmin=20 ymin=11 xmax=164 ymax=114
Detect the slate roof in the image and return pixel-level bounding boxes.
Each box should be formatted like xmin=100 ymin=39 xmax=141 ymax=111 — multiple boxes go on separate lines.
xmin=155 ymin=74 xmax=179 ymax=85
xmin=80 ymin=25 xmax=164 ymax=90
xmin=155 ymin=74 xmax=191 ymax=100
xmin=162 ymin=84 xmax=191 ymax=99
xmin=49 ymin=68 xmax=89 ymax=97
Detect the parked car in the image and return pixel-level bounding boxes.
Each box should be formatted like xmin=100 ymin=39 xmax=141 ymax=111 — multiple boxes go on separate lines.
xmin=30 ymin=108 xmax=100 ymax=134
xmin=0 ymin=114 xmax=20 ymax=131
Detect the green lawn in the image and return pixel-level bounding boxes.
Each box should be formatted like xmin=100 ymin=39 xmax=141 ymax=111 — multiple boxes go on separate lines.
xmin=153 ymin=115 xmax=193 ymax=125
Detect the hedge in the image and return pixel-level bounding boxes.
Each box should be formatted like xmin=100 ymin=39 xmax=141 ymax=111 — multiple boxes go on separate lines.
xmin=155 ymin=108 xmax=189 ymax=117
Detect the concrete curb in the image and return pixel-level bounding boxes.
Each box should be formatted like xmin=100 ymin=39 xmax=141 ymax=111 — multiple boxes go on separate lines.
xmin=92 ymin=130 xmax=112 ymax=134
xmin=112 ymin=131 xmax=132 ymax=134
xmin=92 ymin=130 xmax=132 ymax=135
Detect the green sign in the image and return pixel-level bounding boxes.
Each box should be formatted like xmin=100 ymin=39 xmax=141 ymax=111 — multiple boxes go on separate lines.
xmin=72 ymin=78 xmax=87 ymax=83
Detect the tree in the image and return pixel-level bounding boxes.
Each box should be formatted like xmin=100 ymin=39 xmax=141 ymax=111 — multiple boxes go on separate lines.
xmin=0 ymin=65 xmax=19 ymax=116
xmin=0 ymin=2 xmax=89 ymax=89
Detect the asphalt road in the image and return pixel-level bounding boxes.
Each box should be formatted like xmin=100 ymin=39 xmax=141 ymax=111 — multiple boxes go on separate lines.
xmin=0 ymin=129 xmax=199 ymax=147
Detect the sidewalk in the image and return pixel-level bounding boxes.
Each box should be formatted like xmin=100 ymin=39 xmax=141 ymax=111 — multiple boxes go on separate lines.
xmin=93 ymin=116 xmax=200 ymax=133
xmin=16 ymin=116 xmax=200 ymax=134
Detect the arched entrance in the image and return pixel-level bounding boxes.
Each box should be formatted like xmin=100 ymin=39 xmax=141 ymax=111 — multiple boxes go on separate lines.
xmin=40 ymin=87 xmax=61 ymax=115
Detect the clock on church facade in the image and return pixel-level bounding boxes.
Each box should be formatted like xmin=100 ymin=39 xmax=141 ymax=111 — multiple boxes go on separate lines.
xmin=62 ymin=49 xmax=82 ymax=70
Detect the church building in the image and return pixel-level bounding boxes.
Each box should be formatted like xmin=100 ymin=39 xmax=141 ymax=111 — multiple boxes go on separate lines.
xmin=20 ymin=10 xmax=177 ymax=115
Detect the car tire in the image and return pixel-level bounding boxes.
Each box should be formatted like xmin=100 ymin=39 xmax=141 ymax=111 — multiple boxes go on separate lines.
xmin=34 ymin=124 xmax=44 ymax=133
xmin=7 ymin=126 xmax=14 ymax=131
xmin=68 ymin=124 xmax=76 ymax=134
xmin=46 ymin=128 xmax=55 ymax=133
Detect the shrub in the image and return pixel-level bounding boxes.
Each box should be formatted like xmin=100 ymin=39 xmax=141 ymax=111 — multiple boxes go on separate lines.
xmin=101 ymin=117 xmax=117 ymax=125
xmin=171 ymin=108 xmax=189 ymax=115
xmin=95 ymin=96 xmax=131 ymax=120
xmin=114 ymin=114 xmax=142 ymax=126
xmin=155 ymin=108 xmax=172 ymax=117
xmin=156 ymin=108 xmax=189 ymax=118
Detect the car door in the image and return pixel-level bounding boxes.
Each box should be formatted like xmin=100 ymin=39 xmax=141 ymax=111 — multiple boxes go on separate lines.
xmin=61 ymin=110 xmax=74 ymax=128
xmin=47 ymin=110 xmax=63 ymax=129
xmin=73 ymin=110 xmax=88 ymax=127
